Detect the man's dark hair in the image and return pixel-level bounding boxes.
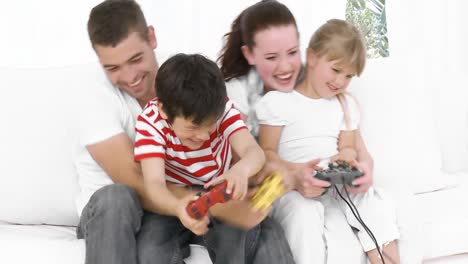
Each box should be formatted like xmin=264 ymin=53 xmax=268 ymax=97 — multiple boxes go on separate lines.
xmin=156 ymin=54 xmax=227 ymax=125
xmin=88 ymin=0 xmax=149 ymax=47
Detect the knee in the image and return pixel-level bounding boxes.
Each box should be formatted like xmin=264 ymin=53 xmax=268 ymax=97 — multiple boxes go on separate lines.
xmin=275 ymin=192 xmax=324 ymax=223
xmin=90 ymin=184 xmax=142 ymax=217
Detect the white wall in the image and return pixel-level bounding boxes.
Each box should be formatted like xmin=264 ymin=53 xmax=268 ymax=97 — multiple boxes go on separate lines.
xmin=0 ymin=0 xmax=347 ymax=67
xmin=0 ymin=0 xmax=466 ymax=172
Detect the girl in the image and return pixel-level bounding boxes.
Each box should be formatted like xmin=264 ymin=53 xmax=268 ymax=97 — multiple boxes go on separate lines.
xmin=255 ymin=19 xmax=400 ymax=264
xmin=218 ymin=1 xmax=385 ymax=262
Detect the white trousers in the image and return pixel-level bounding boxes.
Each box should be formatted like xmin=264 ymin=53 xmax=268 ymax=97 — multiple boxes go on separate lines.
xmin=271 ymin=187 xmax=401 ymax=264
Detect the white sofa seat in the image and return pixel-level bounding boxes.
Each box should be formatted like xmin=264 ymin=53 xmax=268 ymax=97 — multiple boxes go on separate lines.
xmin=0 ymin=223 xmax=211 ymax=264
xmin=417 ymin=177 xmax=468 ymax=260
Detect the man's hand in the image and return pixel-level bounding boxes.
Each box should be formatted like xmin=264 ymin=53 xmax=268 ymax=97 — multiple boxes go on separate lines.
xmin=176 ymin=195 xmax=210 ymax=235
xmin=346 ymin=160 xmax=373 ymax=194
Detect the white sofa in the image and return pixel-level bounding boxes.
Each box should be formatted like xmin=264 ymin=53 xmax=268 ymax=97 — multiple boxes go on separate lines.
xmin=1 ymin=56 xmax=467 ymax=264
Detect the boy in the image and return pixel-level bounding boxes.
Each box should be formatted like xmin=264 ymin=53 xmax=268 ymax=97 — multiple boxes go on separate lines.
xmin=134 ymin=53 xmax=269 ymax=263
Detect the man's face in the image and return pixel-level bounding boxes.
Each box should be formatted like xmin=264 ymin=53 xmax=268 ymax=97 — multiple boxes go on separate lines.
xmin=94 ymin=27 xmax=158 ymax=106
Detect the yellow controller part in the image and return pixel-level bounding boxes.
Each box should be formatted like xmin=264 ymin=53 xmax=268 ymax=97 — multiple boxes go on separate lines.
xmin=250 ymin=172 xmax=285 ymax=211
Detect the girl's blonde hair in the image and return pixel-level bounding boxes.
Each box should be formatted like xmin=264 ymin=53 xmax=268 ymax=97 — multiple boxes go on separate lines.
xmin=308 ymin=19 xmax=366 ymax=129
xmin=308 ymin=19 xmax=366 ymax=76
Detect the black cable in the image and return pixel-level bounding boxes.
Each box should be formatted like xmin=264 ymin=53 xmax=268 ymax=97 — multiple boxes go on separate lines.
xmin=340 ymin=187 xmax=399 ymax=264
xmin=334 ymin=185 xmax=389 ymax=264
xmin=342 ymin=186 xmax=381 ymax=252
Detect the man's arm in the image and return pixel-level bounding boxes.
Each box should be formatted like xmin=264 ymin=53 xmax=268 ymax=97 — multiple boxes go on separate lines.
xmin=86 ymin=132 xmax=158 ymax=212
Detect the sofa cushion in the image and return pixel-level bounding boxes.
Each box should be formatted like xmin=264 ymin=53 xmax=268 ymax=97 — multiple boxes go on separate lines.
xmin=348 ymin=58 xmax=456 ymax=194
xmin=434 ymin=71 xmax=468 ymax=174
xmin=0 ymin=65 xmax=101 ymax=226
xmin=0 ymin=223 xmax=212 ymax=264
xmin=414 ymin=177 xmax=468 ymax=259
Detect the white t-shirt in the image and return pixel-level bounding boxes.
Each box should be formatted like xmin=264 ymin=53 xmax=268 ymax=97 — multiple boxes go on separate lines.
xmin=73 ymin=69 xmax=142 ymax=217
xmin=255 ymin=90 xmax=360 ymax=163
xmin=225 ymin=68 xmax=264 ymax=137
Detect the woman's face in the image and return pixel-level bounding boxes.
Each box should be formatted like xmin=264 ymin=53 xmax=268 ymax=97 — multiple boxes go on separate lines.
xmin=242 ymin=24 xmax=302 ymax=93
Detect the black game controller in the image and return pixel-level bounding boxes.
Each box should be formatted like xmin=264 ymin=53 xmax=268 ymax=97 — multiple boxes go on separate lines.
xmin=315 ymin=162 xmax=363 ymax=186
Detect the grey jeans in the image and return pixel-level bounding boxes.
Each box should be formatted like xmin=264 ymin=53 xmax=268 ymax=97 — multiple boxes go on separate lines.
xmin=77 ymin=184 xmax=295 ymax=264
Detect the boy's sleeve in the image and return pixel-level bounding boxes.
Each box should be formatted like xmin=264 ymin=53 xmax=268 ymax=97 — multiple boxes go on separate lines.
xmin=134 ymin=106 xmax=166 ymax=161
xmin=340 ymin=94 xmax=361 ymax=131
xmin=255 ymin=91 xmax=288 ymax=126
xmin=219 ymin=100 xmax=248 ymax=139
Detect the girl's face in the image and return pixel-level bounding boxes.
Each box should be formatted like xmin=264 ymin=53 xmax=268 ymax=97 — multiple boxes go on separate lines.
xmin=242 ymin=24 xmax=301 ymax=93
xmin=306 ymin=51 xmax=356 ymax=99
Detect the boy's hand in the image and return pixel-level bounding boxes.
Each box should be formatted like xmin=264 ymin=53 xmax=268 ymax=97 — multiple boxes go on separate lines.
xmin=204 ymin=171 xmax=248 ymax=201
xmin=176 ymin=195 xmax=210 ymax=235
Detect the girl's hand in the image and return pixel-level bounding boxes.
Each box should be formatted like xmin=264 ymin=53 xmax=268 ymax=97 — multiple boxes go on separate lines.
xmin=293 ymin=159 xmax=331 ymax=198
xmin=204 ymin=171 xmax=248 ymax=201
xmin=346 ymin=160 xmax=373 ymax=194
xmin=176 ymin=195 xmax=210 ymax=235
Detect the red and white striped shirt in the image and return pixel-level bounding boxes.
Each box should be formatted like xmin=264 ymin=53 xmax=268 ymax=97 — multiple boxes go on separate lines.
xmin=134 ymin=98 xmax=247 ymax=186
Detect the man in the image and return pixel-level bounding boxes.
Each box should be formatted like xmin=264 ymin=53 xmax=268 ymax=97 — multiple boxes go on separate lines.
xmin=75 ymin=1 xmax=294 ymax=263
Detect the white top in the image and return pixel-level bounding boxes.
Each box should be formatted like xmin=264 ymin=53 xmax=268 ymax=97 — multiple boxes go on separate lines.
xmin=134 ymin=98 xmax=246 ymax=186
xmin=255 ymin=90 xmax=360 ymax=163
xmin=73 ymin=69 xmax=142 ymax=217
xmin=225 ymin=68 xmax=264 ymax=138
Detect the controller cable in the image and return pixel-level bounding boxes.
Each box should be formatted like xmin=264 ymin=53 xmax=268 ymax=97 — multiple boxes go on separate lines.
xmin=334 ymin=185 xmax=397 ymax=264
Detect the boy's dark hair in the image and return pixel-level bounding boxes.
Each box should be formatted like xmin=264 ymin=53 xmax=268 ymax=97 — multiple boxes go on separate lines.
xmin=156 ymin=54 xmax=227 ymax=125
xmin=217 ymin=0 xmax=297 ymax=81
xmin=87 ymin=0 xmax=149 ymax=47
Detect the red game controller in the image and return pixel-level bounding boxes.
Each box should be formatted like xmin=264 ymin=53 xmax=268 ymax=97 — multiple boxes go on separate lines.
xmin=186 ymin=182 xmax=232 ymax=219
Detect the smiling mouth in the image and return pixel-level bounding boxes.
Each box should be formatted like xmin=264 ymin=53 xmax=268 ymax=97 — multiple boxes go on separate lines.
xmin=129 ymin=76 xmax=143 ymax=88
xmin=275 ymin=72 xmax=293 ymax=81
xmin=328 ymin=84 xmax=340 ymax=91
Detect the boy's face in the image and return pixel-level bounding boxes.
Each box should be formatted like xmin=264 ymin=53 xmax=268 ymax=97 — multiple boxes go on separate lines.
xmin=170 ymin=116 xmax=218 ymax=150
xmin=307 ymin=52 xmax=356 ymax=99
xmin=242 ymin=24 xmax=301 ymax=93
xmin=94 ymin=27 xmax=158 ymax=106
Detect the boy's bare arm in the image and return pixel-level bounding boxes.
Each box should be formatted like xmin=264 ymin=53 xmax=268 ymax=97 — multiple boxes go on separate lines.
xmin=141 ymin=158 xmax=210 ymax=235
xmin=86 ymin=133 xmax=159 ymax=213
xmin=229 ymin=128 xmax=266 ymax=180
xmin=206 ymin=128 xmax=265 ymax=200
xmin=140 ymin=157 xmax=183 ymax=216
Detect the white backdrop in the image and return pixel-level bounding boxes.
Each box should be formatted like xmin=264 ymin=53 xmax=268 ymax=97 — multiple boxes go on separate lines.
xmin=0 ymin=0 xmax=466 ymax=170
xmin=0 ymin=0 xmax=346 ymax=67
